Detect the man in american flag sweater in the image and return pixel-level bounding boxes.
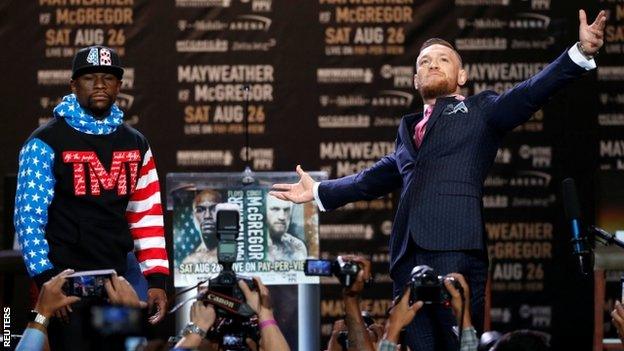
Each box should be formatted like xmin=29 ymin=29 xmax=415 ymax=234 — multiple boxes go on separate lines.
xmin=14 ymin=46 xmax=169 ymax=348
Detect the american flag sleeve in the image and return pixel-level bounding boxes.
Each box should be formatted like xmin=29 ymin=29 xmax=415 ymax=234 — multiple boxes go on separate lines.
xmin=14 ymin=138 xmax=56 ymax=285
xmin=126 ymin=147 xmax=170 ymax=289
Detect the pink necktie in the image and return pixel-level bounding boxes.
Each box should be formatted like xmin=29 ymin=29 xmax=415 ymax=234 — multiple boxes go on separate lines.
xmin=414 ymin=105 xmax=433 ymax=148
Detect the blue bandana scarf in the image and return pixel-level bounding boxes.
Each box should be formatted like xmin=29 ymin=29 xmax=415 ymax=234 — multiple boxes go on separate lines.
xmin=53 ymin=94 xmax=124 ymax=135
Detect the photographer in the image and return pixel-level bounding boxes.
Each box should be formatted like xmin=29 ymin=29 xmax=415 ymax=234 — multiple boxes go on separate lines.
xmin=16 ymin=269 xmax=80 ymax=351
xmin=445 ymin=273 xmax=478 ymax=351
xmin=16 ymin=269 xmax=145 ymax=351
xmin=172 ymin=301 xmax=217 ymax=350
xmin=611 ymin=301 xmax=624 ymax=346
xmin=340 ymin=255 xmax=376 ymax=351
xmin=173 ymin=276 xmax=290 ymax=351
xmin=326 ymin=319 xmax=348 ymax=351
xmin=326 ymin=314 xmax=384 ymax=351
xmin=379 ymin=272 xmax=478 ymax=351
xmin=238 ymin=277 xmax=290 ymax=351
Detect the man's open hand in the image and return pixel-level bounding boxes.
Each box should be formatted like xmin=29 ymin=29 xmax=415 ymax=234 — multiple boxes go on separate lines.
xmin=579 ymin=9 xmax=607 ymax=56
xmin=269 ymin=165 xmax=315 ymax=204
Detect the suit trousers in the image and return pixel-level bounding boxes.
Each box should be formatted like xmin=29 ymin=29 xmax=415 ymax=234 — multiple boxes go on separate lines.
xmin=392 ymin=240 xmax=488 ymax=351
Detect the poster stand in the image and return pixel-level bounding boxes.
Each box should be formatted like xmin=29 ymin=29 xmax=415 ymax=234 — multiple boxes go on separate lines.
xmin=166 ymin=171 xmax=327 ymax=351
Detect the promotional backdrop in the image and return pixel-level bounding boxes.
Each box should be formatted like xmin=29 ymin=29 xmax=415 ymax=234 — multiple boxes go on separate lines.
xmin=0 ymin=0 xmax=621 ymax=349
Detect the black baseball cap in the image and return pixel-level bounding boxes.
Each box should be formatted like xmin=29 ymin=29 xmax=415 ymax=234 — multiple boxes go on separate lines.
xmin=71 ymin=46 xmax=124 ymax=80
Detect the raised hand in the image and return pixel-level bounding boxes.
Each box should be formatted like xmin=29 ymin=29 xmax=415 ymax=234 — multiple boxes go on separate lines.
xmin=383 ymin=288 xmax=424 ymax=343
xmin=190 ymin=300 xmax=216 ymax=331
xmin=444 ymin=273 xmax=472 ymax=328
xmin=269 ymin=165 xmax=315 ymax=204
xmin=104 ymin=275 xmax=146 ymax=308
xmin=36 ymin=269 xmax=81 ymax=319
xmin=579 ymin=9 xmax=607 ymax=56
xmin=340 ymin=255 xmax=372 ymax=298
xmin=238 ymin=277 xmax=274 ymax=321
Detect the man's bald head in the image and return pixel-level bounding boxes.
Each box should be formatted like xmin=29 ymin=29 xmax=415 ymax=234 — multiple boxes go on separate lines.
xmin=193 ymin=189 xmax=222 ymax=207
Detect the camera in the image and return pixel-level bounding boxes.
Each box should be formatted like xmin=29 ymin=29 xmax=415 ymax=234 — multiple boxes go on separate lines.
xmin=215 ymin=203 xmax=239 ymax=264
xmin=407 ymin=265 xmax=462 ymax=305
xmin=207 ymin=318 xmax=259 ymax=351
xmin=201 ymin=203 xmax=258 ymax=350
xmin=63 ymin=269 xmax=116 ymax=299
xmin=205 ymin=204 xmax=255 ymax=316
xmin=304 ymin=257 xmax=360 ymax=288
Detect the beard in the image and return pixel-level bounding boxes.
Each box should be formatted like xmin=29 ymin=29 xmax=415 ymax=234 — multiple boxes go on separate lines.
xmin=418 ymin=77 xmax=456 ymax=100
xmin=197 ymin=219 xmax=218 ymax=250
xmin=86 ymin=94 xmax=114 ymax=119
xmin=201 ymin=230 xmax=218 ymax=250
xmin=269 ymin=228 xmax=285 ymax=242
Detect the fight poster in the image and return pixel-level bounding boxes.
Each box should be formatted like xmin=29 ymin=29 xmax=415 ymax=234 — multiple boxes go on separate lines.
xmin=167 ymin=172 xmax=324 ymax=287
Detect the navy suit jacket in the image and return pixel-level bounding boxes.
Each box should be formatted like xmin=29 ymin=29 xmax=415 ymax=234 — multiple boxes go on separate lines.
xmin=318 ymin=50 xmax=587 ymax=280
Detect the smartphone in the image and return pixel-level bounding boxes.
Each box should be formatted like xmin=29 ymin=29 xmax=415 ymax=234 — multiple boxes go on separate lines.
xmin=63 ymin=269 xmax=116 ymax=298
xmin=304 ymin=259 xmax=333 ymax=276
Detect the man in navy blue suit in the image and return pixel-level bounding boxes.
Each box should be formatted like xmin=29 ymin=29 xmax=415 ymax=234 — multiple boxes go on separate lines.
xmin=272 ymin=9 xmax=606 ymax=350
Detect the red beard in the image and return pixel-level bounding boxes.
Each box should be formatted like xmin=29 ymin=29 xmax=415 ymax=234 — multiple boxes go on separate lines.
xmin=419 ymin=77 xmax=456 ymax=100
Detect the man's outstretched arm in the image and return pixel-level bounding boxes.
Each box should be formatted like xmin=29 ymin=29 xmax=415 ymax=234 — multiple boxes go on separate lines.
xmin=271 ymin=153 xmax=401 ymax=212
xmin=483 ymin=9 xmax=606 ymax=132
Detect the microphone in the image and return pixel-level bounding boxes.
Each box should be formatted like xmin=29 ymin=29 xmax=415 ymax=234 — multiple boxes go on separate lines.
xmin=561 ymin=178 xmax=591 ymax=275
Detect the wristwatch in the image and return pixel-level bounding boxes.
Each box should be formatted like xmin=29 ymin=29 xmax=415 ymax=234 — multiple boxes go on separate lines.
xmin=28 ymin=310 xmax=49 ymax=328
xmin=180 ymin=322 xmax=207 ymax=338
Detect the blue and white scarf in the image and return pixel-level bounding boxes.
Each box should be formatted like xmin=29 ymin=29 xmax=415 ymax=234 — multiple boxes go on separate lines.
xmin=53 ymin=94 xmax=123 ymax=135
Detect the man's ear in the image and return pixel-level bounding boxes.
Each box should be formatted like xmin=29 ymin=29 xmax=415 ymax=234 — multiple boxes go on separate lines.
xmin=70 ymin=80 xmax=77 ymax=94
xmin=457 ymin=68 xmax=467 ymax=86
xmin=413 ymin=74 xmax=419 ymax=90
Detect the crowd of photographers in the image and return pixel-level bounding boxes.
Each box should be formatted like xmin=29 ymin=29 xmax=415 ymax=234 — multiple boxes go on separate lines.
xmin=12 ymin=255 xmax=624 ymax=351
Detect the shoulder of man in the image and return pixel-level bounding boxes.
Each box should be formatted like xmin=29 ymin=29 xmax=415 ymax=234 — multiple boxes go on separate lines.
xmin=111 ymin=123 xmax=151 ymax=153
xmin=466 ymin=90 xmax=501 ymax=111
xmin=26 ymin=118 xmax=63 ymax=144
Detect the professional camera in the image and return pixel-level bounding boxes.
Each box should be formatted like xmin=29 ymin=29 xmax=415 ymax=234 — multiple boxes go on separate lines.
xmin=206 ymin=316 xmax=259 ymax=351
xmin=201 ymin=203 xmax=258 ymax=350
xmin=205 ymin=203 xmax=254 ymax=313
xmin=407 ymin=265 xmax=462 ymax=305
xmin=303 ymin=256 xmax=360 ymax=288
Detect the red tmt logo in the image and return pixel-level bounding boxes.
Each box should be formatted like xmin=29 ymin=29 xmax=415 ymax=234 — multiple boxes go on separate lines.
xmin=63 ymin=150 xmax=140 ymax=196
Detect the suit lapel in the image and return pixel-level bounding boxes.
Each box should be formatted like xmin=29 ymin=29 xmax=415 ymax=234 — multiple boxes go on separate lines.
xmin=421 ymin=97 xmax=458 ymax=145
xmin=400 ymin=113 xmax=420 ymax=156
